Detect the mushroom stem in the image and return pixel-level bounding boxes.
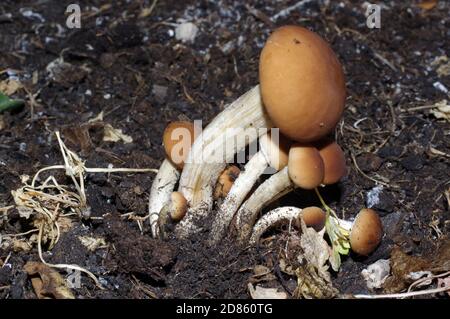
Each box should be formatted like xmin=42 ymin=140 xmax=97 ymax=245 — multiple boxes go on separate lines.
xmin=331 ymin=216 xmax=353 ymax=231
xmin=236 ymin=166 xmax=295 ymax=242
xmin=209 ymin=151 xmax=269 ymax=243
xmin=249 ymin=206 xmax=301 ymax=245
xmin=175 ymin=85 xmax=270 ymax=238
xmin=148 ymin=159 xmax=180 ymax=238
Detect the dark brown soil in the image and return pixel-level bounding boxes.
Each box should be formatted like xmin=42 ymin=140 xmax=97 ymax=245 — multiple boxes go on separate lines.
xmin=0 ymin=0 xmax=449 ymax=299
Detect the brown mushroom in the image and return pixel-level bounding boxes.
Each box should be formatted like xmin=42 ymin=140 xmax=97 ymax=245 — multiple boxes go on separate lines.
xmin=317 ymin=138 xmax=347 ymax=184
xmin=350 ymin=208 xmax=383 ymax=255
xmin=158 ymin=191 xmax=188 ymax=238
xmin=213 ymin=165 xmax=241 ymax=200
xmin=288 ymin=143 xmax=324 ymax=189
xmin=259 ymin=25 xmax=346 ymax=142
xmin=163 ymin=121 xmax=197 ymax=170
xmin=300 ymin=206 xmax=326 ymax=231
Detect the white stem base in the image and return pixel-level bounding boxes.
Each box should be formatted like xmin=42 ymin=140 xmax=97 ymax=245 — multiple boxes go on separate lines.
xmin=249 ymin=206 xmax=302 ymax=245
xmin=148 ymin=159 xmax=180 ymax=238
xmin=209 ymin=151 xmax=268 ymax=244
xmin=236 ymin=167 xmax=295 ymax=242
xmin=175 ymin=85 xmax=270 ymax=238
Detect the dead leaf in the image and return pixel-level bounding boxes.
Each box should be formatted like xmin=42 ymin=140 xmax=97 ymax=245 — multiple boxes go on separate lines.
xmin=0 ymin=79 xmax=22 ymax=95
xmin=417 ymin=0 xmax=438 ymax=10
xmin=299 ymin=219 xmax=331 ymax=282
xmin=279 ymin=258 xmax=295 ymax=276
xmin=58 ymin=216 xmax=74 ymax=233
xmin=250 ymin=265 xmax=276 ymax=283
xmin=0 ymin=115 xmax=5 ymax=131
xmin=13 ymin=239 xmax=32 ymax=252
xmin=437 ymin=62 xmax=450 ymax=77
xmin=139 ymin=6 xmax=157 ymax=18
xmin=103 ymin=124 xmax=133 ymax=143
xmin=248 ymin=283 xmax=287 ymax=299
xmin=431 ymin=55 xmax=450 ymax=77
xmin=383 ymin=241 xmax=450 ymax=293
xmin=294 ymin=264 xmax=338 ymax=299
xmin=61 ymin=125 xmax=93 ymax=153
xmin=78 ymin=236 xmax=107 ymax=252
xmin=24 ymin=261 xmax=75 ymax=299
xmin=430 ymin=100 xmax=450 ymax=121
xmin=88 ymin=111 xmax=104 ymax=123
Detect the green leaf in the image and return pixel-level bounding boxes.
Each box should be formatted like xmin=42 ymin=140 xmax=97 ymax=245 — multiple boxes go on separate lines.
xmin=0 ymin=92 xmax=24 ymax=112
xmin=325 ymin=213 xmax=351 ymax=271
xmin=329 ymin=246 xmax=341 ymax=272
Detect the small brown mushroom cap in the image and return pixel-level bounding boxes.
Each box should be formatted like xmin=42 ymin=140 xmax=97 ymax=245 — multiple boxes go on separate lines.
xmin=259 ymin=132 xmax=291 ymax=171
xmin=350 ymin=208 xmax=383 ymax=256
xmin=300 ymin=206 xmax=326 ymax=231
xmin=317 ymin=139 xmax=347 ymax=185
xmin=169 ymin=191 xmax=188 ymax=222
xmin=259 ymin=25 xmax=346 ymax=143
xmin=163 ymin=121 xmax=197 ymax=170
xmin=288 ymin=143 xmax=324 ymax=189
xmin=213 ymin=165 xmax=241 ymax=200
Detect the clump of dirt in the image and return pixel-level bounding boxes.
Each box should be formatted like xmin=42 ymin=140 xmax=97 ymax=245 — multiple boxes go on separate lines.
xmin=164 ymin=229 xmax=262 ymax=299
xmin=102 ymin=214 xmax=176 ymax=283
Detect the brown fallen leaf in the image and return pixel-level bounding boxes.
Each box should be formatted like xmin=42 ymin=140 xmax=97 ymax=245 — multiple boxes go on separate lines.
xmin=103 ymin=124 xmax=133 ymax=144
xmin=12 ymin=239 xmax=33 ymax=252
xmin=78 ymin=235 xmax=107 ymax=252
xmin=383 ymin=241 xmax=450 ymax=293
xmin=417 ymin=0 xmax=438 ymax=10
xmin=0 ymin=79 xmax=22 ymax=95
xmin=24 ymin=261 xmax=75 ymax=299
xmin=250 ymin=265 xmax=276 ymax=283
xmin=248 ymin=283 xmax=287 ymax=299
xmin=430 ymin=100 xmax=450 ymax=122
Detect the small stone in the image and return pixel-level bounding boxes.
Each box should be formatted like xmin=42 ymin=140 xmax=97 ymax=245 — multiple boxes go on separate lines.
xmin=361 ymin=259 xmax=390 ymax=290
xmin=175 ymin=22 xmax=198 ymax=43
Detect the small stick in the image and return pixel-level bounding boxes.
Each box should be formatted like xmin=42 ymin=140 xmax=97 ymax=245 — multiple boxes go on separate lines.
xmin=354 ymin=286 xmax=450 ymax=299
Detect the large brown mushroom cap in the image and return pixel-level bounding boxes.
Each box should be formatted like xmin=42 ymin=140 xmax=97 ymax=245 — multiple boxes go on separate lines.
xmin=288 ymin=143 xmax=324 ymax=189
xmin=163 ymin=121 xmax=197 ymax=170
xmin=350 ymin=208 xmax=383 ymax=256
xmin=259 ymin=25 xmax=346 ymax=142
xmin=317 ymin=138 xmax=347 ymax=184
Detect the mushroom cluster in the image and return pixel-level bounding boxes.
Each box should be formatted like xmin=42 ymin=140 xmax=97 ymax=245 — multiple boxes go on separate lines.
xmin=149 ymin=26 xmax=383 ymax=264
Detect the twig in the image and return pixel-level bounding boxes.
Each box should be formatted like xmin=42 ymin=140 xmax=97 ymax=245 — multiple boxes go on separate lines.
xmin=350 ymin=153 xmax=398 ymax=189
xmin=1 ymin=252 xmax=12 ymax=268
xmin=1 ymin=228 xmax=39 ymax=238
xmin=354 ymin=285 xmax=450 ymax=299
xmin=272 ymin=0 xmax=313 ymax=21
xmin=408 ymin=271 xmax=450 ymax=293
